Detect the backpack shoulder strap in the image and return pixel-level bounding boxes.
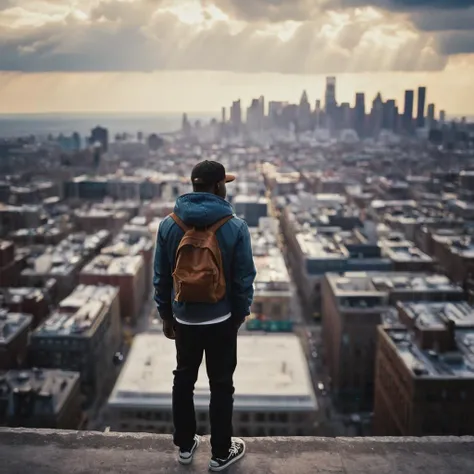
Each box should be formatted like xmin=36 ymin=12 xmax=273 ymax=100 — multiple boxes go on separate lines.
xmin=169 ymin=213 xmax=190 ymax=232
xmin=209 ymin=215 xmax=234 ymax=234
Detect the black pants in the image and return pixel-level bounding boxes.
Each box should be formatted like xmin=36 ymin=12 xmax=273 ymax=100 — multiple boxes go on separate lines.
xmin=172 ymin=317 xmax=238 ymax=458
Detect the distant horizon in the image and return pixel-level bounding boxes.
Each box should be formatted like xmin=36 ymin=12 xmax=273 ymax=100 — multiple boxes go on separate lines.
xmin=1 ymin=111 xmax=473 ymax=121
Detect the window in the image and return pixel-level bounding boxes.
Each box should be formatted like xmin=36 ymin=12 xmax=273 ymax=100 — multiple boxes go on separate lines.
xmin=240 ymin=413 xmax=249 ymax=423
xmin=278 ymin=413 xmax=288 ymax=423
xmin=256 ymin=413 xmax=265 ymax=422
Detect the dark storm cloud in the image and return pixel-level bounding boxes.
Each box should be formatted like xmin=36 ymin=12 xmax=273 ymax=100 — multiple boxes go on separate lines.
xmin=212 ymin=0 xmax=474 ymax=21
xmin=436 ymin=31 xmax=474 ymax=54
xmin=0 ymin=5 xmax=446 ymax=73
xmin=410 ymin=7 xmax=474 ymax=31
xmin=0 ymin=0 xmax=467 ymax=73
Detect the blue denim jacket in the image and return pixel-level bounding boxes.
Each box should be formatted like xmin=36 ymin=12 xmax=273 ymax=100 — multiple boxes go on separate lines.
xmin=153 ymin=192 xmax=256 ymax=324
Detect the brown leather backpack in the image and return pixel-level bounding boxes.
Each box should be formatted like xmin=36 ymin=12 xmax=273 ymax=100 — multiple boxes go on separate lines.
xmin=170 ymin=213 xmax=234 ymax=303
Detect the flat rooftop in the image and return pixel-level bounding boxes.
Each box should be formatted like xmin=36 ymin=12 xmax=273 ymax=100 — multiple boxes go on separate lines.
xmin=108 ymin=333 xmax=317 ymax=412
xmin=81 ymin=254 xmax=143 ymax=276
xmin=327 ymin=272 xmax=463 ymax=296
xmin=2 ymin=429 xmax=474 ymax=474
xmin=399 ymin=301 xmax=474 ymax=330
xmin=0 ymin=310 xmax=32 ymax=345
xmin=386 ymin=328 xmax=474 ymax=379
xmin=0 ymin=285 xmax=51 ymax=306
xmin=296 ymin=232 xmax=348 ymax=260
xmin=384 ymin=246 xmax=433 ymax=263
xmin=0 ymin=370 xmax=79 ymax=415
xmin=254 ymin=254 xmax=291 ymax=293
xmin=101 ymin=233 xmax=153 ymax=258
xmin=22 ymin=231 xmax=110 ymax=276
xmin=33 ymin=285 xmax=118 ymax=338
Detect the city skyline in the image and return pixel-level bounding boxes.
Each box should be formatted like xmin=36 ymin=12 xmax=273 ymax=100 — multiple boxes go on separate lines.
xmin=1 ymin=0 xmax=474 ymax=114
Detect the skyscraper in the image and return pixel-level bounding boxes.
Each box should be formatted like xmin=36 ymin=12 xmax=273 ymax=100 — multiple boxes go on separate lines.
xmin=340 ymin=103 xmax=351 ymax=129
xmin=440 ymin=110 xmax=446 ymax=124
xmin=354 ymin=92 xmax=366 ymax=138
xmin=427 ymin=103 xmax=435 ymax=128
xmin=230 ymin=100 xmax=242 ymax=132
xmin=298 ymin=90 xmax=312 ymax=131
xmin=416 ymin=87 xmax=426 ymax=128
xmin=314 ymin=100 xmax=322 ymax=129
xmin=382 ymin=100 xmax=397 ymax=132
xmin=90 ymin=126 xmax=109 ymax=152
xmin=371 ymin=93 xmax=384 ymax=137
xmin=403 ymin=90 xmax=414 ymax=133
xmin=325 ymin=77 xmax=337 ymax=131
xmin=325 ymin=77 xmax=336 ymax=111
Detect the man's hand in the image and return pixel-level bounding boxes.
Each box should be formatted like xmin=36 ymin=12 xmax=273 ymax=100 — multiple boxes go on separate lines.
xmin=235 ymin=317 xmax=246 ymax=329
xmin=163 ymin=320 xmax=176 ymax=340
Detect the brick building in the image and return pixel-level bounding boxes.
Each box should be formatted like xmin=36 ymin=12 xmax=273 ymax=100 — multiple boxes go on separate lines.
xmin=321 ymin=272 xmax=464 ymax=412
xmin=29 ymin=285 xmax=122 ymax=406
xmin=21 ymin=231 xmax=110 ymax=301
xmin=0 ymin=240 xmax=25 ymax=287
xmin=374 ymin=301 xmax=474 ymax=436
xmin=0 ymin=280 xmax=55 ymax=328
xmin=0 ymin=369 xmax=82 ymax=429
xmin=80 ymin=255 xmax=146 ymax=324
xmin=0 ymin=310 xmax=32 ymax=370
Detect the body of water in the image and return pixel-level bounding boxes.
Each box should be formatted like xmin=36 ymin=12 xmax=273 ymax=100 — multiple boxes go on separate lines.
xmin=0 ymin=112 xmax=217 ymax=138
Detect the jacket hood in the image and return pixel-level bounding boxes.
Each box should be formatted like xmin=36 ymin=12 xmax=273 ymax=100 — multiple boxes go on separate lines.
xmin=174 ymin=193 xmax=234 ymax=227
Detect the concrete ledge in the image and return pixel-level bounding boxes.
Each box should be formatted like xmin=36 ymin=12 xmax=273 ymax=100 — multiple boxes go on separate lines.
xmin=1 ymin=428 xmax=474 ymax=473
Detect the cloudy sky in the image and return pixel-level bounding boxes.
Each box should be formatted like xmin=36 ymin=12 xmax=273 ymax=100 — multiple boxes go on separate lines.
xmin=1 ymin=0 xmax=474 ymax=115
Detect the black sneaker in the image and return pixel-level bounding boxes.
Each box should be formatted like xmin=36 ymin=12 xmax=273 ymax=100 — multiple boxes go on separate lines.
xmin=209 ymin=438 xmax=246 ymax=472
xmin=178 ymin=435 xmax=201 ymax=465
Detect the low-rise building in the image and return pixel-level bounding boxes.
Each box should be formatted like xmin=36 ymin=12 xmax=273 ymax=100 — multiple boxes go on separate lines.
xmin=107 ymin=333 xmax=318 ymax=437
xmin=0 ymin=369 xmax=82 ymax=429
xmin=0 ymin=281 xmax=54 ymax=328
xmin=29 ymin=285 xmax=122 ymax=406
xmin=321 ymin=272 xmax=464 ymax=412
xmin=374 ymin=301 xmax=474 ymax=436
xmin=0 ymin=240 xmax=25 ymax=287
xmin=249 ymin=222 xmax=293 ymax=322
xmin=380 ymin=237 xmax=434 ymax=273
xmin=101 ymin=231 xmax=154 ymax=294
xmin=234 ymin=195 xmax=268 ymax=227
xmin=74 ymin=208 xmax=130 ymax=236
xmin=0 ymin=205 xmax=45 ymax=237
xmin=21 ymin=231 xmax=110 ymax=300
xmin=80 ymin=255 xmax=146 ymax=324
xmin=0 ymin=311 xmax=32 ymax=370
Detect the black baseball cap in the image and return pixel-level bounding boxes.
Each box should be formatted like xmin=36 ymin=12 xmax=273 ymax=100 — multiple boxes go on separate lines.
xmin=191 ymin=160 xmax=236 ymax=186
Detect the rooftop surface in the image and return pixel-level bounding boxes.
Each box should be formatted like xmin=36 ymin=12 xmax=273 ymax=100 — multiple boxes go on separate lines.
xmin=328 ymin=272 xmax=463 ymax=295
xmin=0 ymin=371 xmax=79 ymax=415
xmin=2 ymin=429 xmax=474 ymax=474
xmin=296 ymin=232 xmax=348 ymax=260
xmin=33 ymin=285 xmax=118 ymax=338
xmin=22 ymin=231 xmax=110 ymax=276
xmin=81 ymin=254 xmax=144 ymax=276
xmin=108 ymin=333 xmax=316 ymax=412
xmin=0 ymin=310 xmax=32 ymax=345
xmin=385 ymin=327 xmax=474 ymax=379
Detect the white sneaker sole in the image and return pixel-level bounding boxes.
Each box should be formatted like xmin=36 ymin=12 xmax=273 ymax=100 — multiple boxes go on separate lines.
xmin=208 ymin=443 xmax=246 ymax=472
xmin=179 ymin=436 xmax=201 ymax=465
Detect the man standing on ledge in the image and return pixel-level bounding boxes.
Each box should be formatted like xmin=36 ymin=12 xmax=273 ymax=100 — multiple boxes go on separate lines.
xmin=154 ymin=160 xmax=256 ymax=471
